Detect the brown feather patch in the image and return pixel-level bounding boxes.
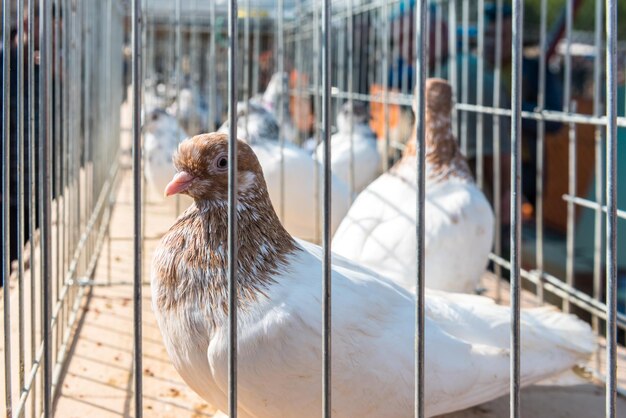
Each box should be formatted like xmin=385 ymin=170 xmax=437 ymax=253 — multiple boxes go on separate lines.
xmin=152 ymin=133 xmax=298 ymax=326
xmin=403 ymin=78 xmax=473 ymax=183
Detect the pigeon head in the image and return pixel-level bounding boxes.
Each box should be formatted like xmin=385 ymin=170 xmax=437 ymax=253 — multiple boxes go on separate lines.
xmin=166 ymin=132 xmax=266 ymax=203
xmin=337 ymin=100 xmax=370 ymax=132
xmin=143 ymin=108 xmax=182 ymax=135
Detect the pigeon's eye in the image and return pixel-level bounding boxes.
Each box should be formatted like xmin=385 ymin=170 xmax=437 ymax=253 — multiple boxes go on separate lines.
xmin=216 ymin=156 xmax=228 ymax=170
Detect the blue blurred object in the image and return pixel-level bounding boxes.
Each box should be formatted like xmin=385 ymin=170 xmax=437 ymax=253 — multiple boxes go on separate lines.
xmin=521 ymin=57 xmax=564 ymax=135
xmin=484 ymin=2 xmax=513 ymax=22
xmin=387 ymin=57 xmax=414 ymax=91
xmin=456 ymin=26 xmax=478 ymax=48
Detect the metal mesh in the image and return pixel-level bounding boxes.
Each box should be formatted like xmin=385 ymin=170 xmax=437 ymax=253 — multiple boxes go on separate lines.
xmin=1 ymin=0 xmax=623 ymax=417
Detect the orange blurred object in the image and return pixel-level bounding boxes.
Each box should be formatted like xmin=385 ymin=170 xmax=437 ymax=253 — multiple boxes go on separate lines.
xmin=522 ymin=202 xmax=534 ymax=221
xmin=289 ymin=70 xmax=315 ymax=134
xmin=369 ymin=84 xmax=402 ymax=140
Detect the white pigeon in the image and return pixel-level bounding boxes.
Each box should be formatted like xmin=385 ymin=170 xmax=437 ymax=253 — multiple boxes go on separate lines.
xmin=332 ymin=78 xmax=495 ymax=293
xmin=219 ymin=101 xmax=352 ymax=243
xmin=152 ymin=132 xmax=595 ymax=418
xmin=255 ymin=71 xmax=298 ymax=144
xmin=143 ymin=109 xmax=194 ymax=207
xmin=315 ymin=101 xmax=381 ymax=194
xmin=167 ymin=86 xmax=210 ymax=136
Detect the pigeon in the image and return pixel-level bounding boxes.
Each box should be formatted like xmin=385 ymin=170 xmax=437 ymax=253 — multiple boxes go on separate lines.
xmin=142 ymin=109 xmax=194 ymax=207
xmin=152 ymin=132 xmax=595 ymax=418
xmin=315 ymin=101 xmax=381 ymax=194
xmin=219 ymin=101 xmax=352 ymax=243
xmin=255 ymin=71 xmax=298 ymax=143
xmin=332 ymin=79 xmax=495 ymax=293
xmin=167 ymin=86 xmax=210 ymax=136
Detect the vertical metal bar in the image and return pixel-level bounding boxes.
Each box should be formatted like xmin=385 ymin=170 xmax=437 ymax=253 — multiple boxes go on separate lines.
xmin=227 ymin=1 xmax=239 ymax=417
xmin=78 ymin=0 xmax=86 ymax=283
xmin=367 ymin=9 xmax=376 ymax=95
xmin=476 ymin=0 xmax=485 ymax=188
xmin=175 ymin=0 xmax=181 ymax=106
xmin=293 ymin=0 xmax=302 ymax=146
xmin=415 ymin=4 xmax=427 ymax=418
xmin=40 ymin=0 xmax=53 ymax=414
xmin=174 ymin=0 xmax=182 ymax=216
xmin=2 ymin=0 xmax=13 ymax=412
xmin=139 ymin=0 xmax=147 ymax=286
xmin=447 ymin=0 xmax=457 ymax=134
xmin=401 ymin=0 xmax=411 ymax=94
xmin=557 ymin=4 xmax=573 ymax=319
xmin=605 ymin=0 xmax=618 ymax=415
xmin=460 ymin=0 xmax=469 ymax=155
xmin=337 ymin=11 xmax=345 ymax=153
xmin=313 ymin=3 xmax=321 ymax=243
xmin=243 ymin=0 xmax=250 ymax=139
xmin=509 ymin=0 xmax=524 ymax=416
xmin=106 ymin=0 xmax=113 ymax=285
xmin=563 ymin=0 xmax=573 ymax=113
xmin=565 ymin=101 xmax=577 ymax=314
xmin=190 ymin=0 xmax=199 ymax=132
xmin=252 ymin=9 xmax=260 ymax=99
xmin=322 ymin=0 xmax=332 ymax=416
xmin=347 ymin=0 xmax=355 ymax=199
xmin=381 ymin=0 xmax=390 ymax=172
xmin=16 ymin=0 xmax=26 ymax=412
xmin=592 ymin=0 xmax=604 ymax=336
xmin=27 ymin=1 xmax=37 ymax=414
xmin=389 ymin=3 xmax=398 ymax=97
xmin=53 ymin=0 xmax=62 ymax=362
xmin=434 ymin=2 xmax=442 ymax=78
xmin=277 ymin=0 xmax=285 ymax=222
xmin=492 ymin=0 xmax=503 ymax=302
xmin=535 ymin=0 xmax=548 ymax=305
xmin=208 ymin=0 xmax=217 ymax=132
xmin=131 ymin=0 xmax=143 ymax=415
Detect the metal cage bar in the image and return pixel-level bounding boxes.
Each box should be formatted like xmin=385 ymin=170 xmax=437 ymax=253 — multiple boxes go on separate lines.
xmin=414 ymin=4 xmax=427 ymax=418
xmin=535 ymin=0 xmax=548 ymax=305
xmin=322 ymin=1 xmax=332 ymax=416
xmin=227 ymin=0 xmax=239 ymax=417
xmin=509 ymin=0 xmax=524 ymax=416
xmin=605 ymin=1 xmax=618 ymax=416
xmin=1 ymin=1 xmax=625 ymax=417
xmin=2 ymin=0 xmax=13 ymax=413
xmin=131 ymin=0 xmax=143 ymax=416
xmin=39 ymin=0 xmax=53 ymax=414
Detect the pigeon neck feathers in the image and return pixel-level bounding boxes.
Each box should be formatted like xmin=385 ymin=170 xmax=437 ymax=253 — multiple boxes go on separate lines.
xmin=152 ymin=134 xmax=297 ymax=324
xmin=402 ymin=78 xmax=473 ymax=184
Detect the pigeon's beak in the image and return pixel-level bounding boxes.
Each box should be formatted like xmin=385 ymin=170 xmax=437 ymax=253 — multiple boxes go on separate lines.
xmin=164 ymin=171 xmax=195 ymax=197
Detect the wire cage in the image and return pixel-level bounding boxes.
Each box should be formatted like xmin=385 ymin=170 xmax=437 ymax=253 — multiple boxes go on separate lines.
xmin=1 ymin=0 xmax=624 ymax=417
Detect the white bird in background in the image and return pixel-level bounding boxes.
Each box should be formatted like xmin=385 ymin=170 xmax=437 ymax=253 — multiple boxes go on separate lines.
xmin=255 ymin=71 xmax=298 ymax=144
xmin=143 ymin=109 xmax=194 ymax=207
xmin=152 ymin=133 xmax=595 ymax=418
xmin=332 ymin=78 xmax=495 ymax=293
xmin=315 ymin=100 xmax=381 ymax=194
xmin=167 ymin=86 xmax=210 ymax=136
xmin=219 ymin=101 xmax=352 ymax=243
